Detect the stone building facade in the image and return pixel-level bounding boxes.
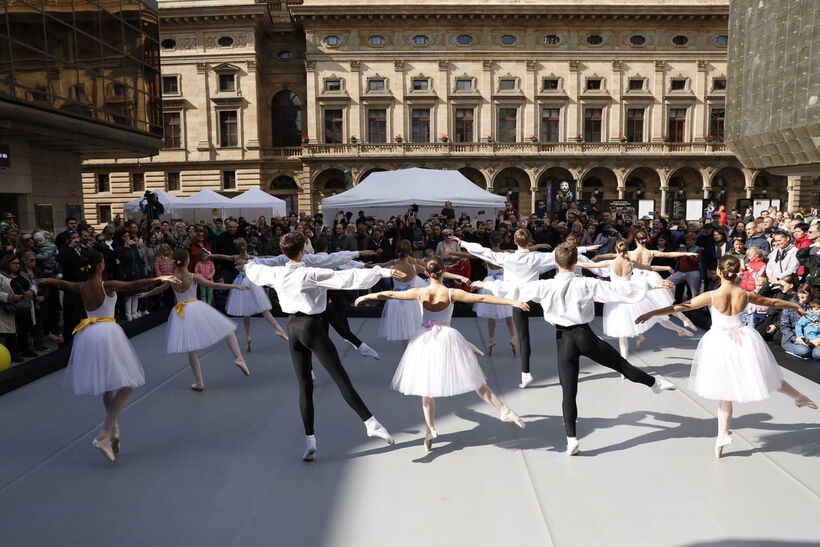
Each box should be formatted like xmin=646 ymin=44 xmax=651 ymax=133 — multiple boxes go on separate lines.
xmin=82 ymin=0 xmax=812 ymax=226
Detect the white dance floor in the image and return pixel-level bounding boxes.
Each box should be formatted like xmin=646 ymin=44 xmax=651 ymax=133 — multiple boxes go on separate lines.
xmin=1 ymin=316 xmax=818 ymax=547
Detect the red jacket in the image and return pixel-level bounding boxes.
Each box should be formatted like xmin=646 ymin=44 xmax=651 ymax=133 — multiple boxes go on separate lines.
xmin=741 ymin=258 xmax=766 ymax=291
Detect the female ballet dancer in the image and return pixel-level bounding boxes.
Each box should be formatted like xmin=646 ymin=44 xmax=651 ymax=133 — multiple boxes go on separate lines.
xmin=596 ymin=228 xmax=698 ymax=335
xmin=374 ymin=240 xmax=470 ymax=348
xmin=209 ymin=238 xmax=288 ymax=351
xmin=636 ymin=255 xmax=817 ymax=458
xmin=138 ymin=249 xmax=249 ymax=391
xmin=355 ymin=257 xmax=527 ymax=453
xmin=39 ymin=250 xmax=181 ymax=461
xmin=592 ymin=240 xmax=691 ymax=360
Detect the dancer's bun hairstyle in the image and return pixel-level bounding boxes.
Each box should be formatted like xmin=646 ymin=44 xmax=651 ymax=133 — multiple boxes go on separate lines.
xmin=632 ymin=229 xmax=648 ymax=244
xmin=79 ymin=249 xmax=103 ymax=272
xmin=615 ymin=239 xmax=629 ymax=255
xmin=397 ymin=239 xmax=412 ymax=257
xmin=718 ymin=255 xmax=741 ymax=281
xmin=173 ymin=248 xmax=189 ymax=266
xmin=425 ymin=257 xmax=445 ymax=280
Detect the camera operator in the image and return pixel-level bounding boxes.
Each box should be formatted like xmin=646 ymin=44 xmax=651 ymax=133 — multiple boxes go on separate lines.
xmin=140 ymin=191 xmax=165 ymax=224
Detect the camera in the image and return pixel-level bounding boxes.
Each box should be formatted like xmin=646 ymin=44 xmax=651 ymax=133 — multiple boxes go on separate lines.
xmin=410 ymin=204 xmax=419 ymax=213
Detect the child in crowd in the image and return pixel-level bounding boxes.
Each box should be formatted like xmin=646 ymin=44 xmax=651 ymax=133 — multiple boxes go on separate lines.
xmin=195 ymin=250 xmax=215 ymax=305
xmin=792 ymin=298 xmax=820 ymax=360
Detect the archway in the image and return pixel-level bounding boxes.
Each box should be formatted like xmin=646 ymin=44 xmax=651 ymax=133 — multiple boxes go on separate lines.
xmin=624 ymin=166 xmax=661 ymax=205
xmin=753 ymin=172 xmax=788 ymax=207
xmin=709 ymin=166 xmax=745 ymax=211
xmin=581 ymin=167 xmax=618 ymax=201
xmin=458 ymin=167 xmax=486 ymax=189
xmin=493 ymin=167 xmax=530 ymax=215
xmin=272 ymin=90 xmax=302 ymax=147
xmin=270 ymin=175 xmax=300 ymax=216
xmin=666 ymin=166 xmax=703 ymax=218
xmin=358 ymin=167 xmax=387 ymax=183
xmin=313 ymin=168 xmax=349 ymax=211
xmin=536 ymin=167 xmax=574 ymax=215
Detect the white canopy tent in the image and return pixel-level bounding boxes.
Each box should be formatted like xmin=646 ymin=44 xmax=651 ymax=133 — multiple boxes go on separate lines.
xmin=224 ymin=188 xmax=287 ymax=220
xmin=321 ymin=168 xmax=505 ymax=225
xmin=172 ymin=189 xmax=232 ymax=223
xmin=122 ymin=190 xmax=181 ymax=221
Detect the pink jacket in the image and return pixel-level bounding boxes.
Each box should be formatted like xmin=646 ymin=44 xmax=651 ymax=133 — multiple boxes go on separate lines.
xmin=195 ymin=261 xmax=215 ymax=280
xmin=154 ymin=257 xmax=176 ymax=276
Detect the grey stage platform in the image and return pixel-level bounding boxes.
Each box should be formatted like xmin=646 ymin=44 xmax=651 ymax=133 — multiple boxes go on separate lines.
xmin=1 ymin=317 xmax=819 ymax=547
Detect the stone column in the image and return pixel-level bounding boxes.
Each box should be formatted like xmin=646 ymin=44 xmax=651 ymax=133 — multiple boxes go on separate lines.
xmin=652 ymin=60 xmax=665 ymax=140
xmin=436 ymin=60 xmax=449 ymax=141
xmin=610 ymin=60 xmax=623 ymax=141
xmin=524 ymin=60 xmax=537 ymax=138
xmin=349 ymin=60 xmax=362 ymax=141
xmin=480 ymin=60 xmax=493 ymax=139
xmin=305 ymin=61 xmax=318 ymax=142
xmin=567 ymin=60 xmax=580 ymax=140
xmin=742 ymin=168 xmax=759 ymax=199
xmin=393 ymin=60 xmax=405 ymax=141
xmin=693 ymin=60 xmax=709 ymax=141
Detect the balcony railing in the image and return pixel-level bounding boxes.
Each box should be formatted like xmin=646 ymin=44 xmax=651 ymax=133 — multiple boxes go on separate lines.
xmin=262 ymin=141 xmax=729 ymax=160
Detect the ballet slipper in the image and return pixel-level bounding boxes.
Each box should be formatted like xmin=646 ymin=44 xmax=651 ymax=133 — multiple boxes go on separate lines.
xmin=92 ymin=437 xmax=116 ymax=462
xmin=715 ymin=435 xmax=733 ymax=458
xmin=487 ymin=339 xmax=496 ymax=355
xmin=275 ymin=326 xmax=289 ymax=341
xmin=424 ymin=428 xmax=437 ymax=453
xmin=235 ymin=358 xmax=250 ymax=376
xmin=110 ymin=424 xmax=121 ymax=455
xmin=682 ymin=317 xmax=696 ymax=330
xmin=191 ymin=383 xmax=205 ymax=392
xmin=500 ymin=406 xmax=526 ymax=428
xmin=635 ymin=334 xmax=645 ymax=349
xmin=677 ymin=329 xmax=693 ymax=338
xmin=466 ymin=341 xmax=485 ymax=356
xmin=246 ymin=338 xmax=252 ymax=352
xmin=795 ymin=397 xmax=817 ymax=410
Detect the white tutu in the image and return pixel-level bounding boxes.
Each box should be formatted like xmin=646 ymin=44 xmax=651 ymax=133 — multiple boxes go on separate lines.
xmin=602 ymin=271 xmax=660 ymax=338
xmin=689 ymin=308 xmax=783 ymax=402
xmin=378 ymin=277 xmax=428 ymax=341
xmin=225 ymin=271 xmax=272 ymax=316
xmin=166 ymin=300 xmax=238 ymax=353
xmin=65 ymin=322 xmax=145 ymax=396
xmin=391 ymin=324 xmax=487 ymax=397
xmin=473 ymin=270 xmax=511 ymax=319
xmin=642 ymin=270 xmax=675 ymax=308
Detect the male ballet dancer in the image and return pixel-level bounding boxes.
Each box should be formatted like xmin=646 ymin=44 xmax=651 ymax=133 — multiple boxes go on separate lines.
xmin=454 ymin=230 xmax=599 ymax=388
xmin=244 ymin=232 xmax=404 ymax=461
xmin=241 ymin=244 xmax=381 ymax=359
xmin=476 ymin=242 xmax=676 ymax=455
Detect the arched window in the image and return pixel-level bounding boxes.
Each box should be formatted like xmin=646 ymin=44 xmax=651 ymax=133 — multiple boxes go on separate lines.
xmin=272 ymin=90 xmax=302 ymax=147
xmin=270 ymin=175 xmax=300 ymax=215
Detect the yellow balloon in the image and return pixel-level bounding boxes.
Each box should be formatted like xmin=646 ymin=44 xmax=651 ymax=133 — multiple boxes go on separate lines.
xmin=0 ymin=344 xmax=10 ymax=371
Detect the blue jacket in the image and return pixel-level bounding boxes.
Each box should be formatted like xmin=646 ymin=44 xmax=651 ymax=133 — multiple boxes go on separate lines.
xmin=795 ymin=312 xmax=820 ymax=341
xmin=779 ymin=297 xmax=806 ymax=345
xmin=745 ymin=234 xmax=771 ymax=258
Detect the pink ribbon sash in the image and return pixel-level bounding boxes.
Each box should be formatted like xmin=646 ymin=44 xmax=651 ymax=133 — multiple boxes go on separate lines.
xmin=422 ymin=320 xmax=449 ymax=343
xmin=722 ymin=323 xmax=742 ymax=344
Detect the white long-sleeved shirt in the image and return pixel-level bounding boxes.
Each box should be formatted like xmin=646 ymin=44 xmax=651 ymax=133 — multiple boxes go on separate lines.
xmin=250 ymin=250 xmax=360 ymax=269
xmin=244 ymin=262 xmax=392 ymax=314
xmin=461 ymin=241 xmax=588 ymax=283
xmin=483 ymin=272 xmax=647 ymax=327
xmin=765 ymin=245 xmax=799 ymax=279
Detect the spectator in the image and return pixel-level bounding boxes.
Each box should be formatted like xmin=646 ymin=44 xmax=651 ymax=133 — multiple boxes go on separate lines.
xmin=195 ymin=251 xmax=216 ymax=305
xmin=791 ymin=298 xmax=820 ymax=360
xmin=6 ymin=254 xmax=37 ymax=358
xmin=727 ymin=237 xmax=747 ymax=262
xmin=797 ymin=222 xmax=820 ymax=291
xmin=440 ymin=200 xmax=455 ymax=219
xmin=0 ymin=255 xmax=22 ymax=361
xmin=211 ymin=219 xmax=240 ymax=283
xmin=54 ymin=216 xmax=79 ymax=249
xmin=766 ymin=230 xmax=799 ymax=281
xmin=745 ymin=222 xmax=771 ymax=258
xmin=368 ymin=226 xmax=392 ymax=261
xmin=57 ymin=230 xmax=89 ymax=345
xmin=669 ymin=232 xmax=703 ymax=299
xmin=779 ymin=283 xmax=813 ymax=357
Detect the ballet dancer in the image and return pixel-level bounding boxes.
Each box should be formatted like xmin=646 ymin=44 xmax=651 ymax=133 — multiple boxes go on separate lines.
xmin=241 ymin=244 xmax=382 ymax=359
xmin=244 ymin=232 xmax=405 ymax=461
xmin=595 ymin=228 xmax=698 ymax=335
xmin=454 ymin=230 xmax=600 ymax=388
xmin=355 ymin=257 xmax=527 ymax=453
xmin=636 ymin=255 xmax=816 ymax=458
xmin=137 ymin=249 xmax=249 ymax=391
xmin=374 ymin=240 xmax=470 ymax=348
xmin=591 ymin=239 xmax=691 ymax=360
xmin=208 ymin=237 xmax=288 ymax=352
xmin=39 ymin=250 xmax=181 ymax=461
xmin=476 ymin=242 xmax=676 ymax=456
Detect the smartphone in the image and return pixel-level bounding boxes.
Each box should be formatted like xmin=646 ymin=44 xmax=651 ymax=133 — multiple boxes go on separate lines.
xmin=477 ymin=210 xmax=485 ymax=215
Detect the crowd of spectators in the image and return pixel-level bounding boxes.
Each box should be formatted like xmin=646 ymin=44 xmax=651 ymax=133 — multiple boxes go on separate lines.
xmin=0 ymin=196 xmax=818 ymax=364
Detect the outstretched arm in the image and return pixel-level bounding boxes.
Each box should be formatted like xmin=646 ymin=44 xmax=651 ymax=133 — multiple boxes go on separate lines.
xmin=635 ymin=292 xmax=712 ymax=324
xmin=137 ymin=281 xmax=170 ymax=298
xmin=354 ymin=288 xmax=421 ymax=306
xmin=450 ymin=288 xmax=529 ymax=310
xmin=652 ymin=251 xmax=698 ymax=259
xmin=593 ymin=253 xmax=616 ymax=261
xmin=453 ymin=237 xmax=506 ymax=267
xmin=37 ymin=277 xmax=84 ymax=293
xmin=748 ymin=292 xmax=806 ymax=313
xmin=443 ymin=271 xmax=470 ymax=285
xmin=192 ymin=273 xmax=248 ymax=291
xmin=105 ymin=275 xmax=181 ymax=293
xmin=207 ymin=253 xmax=236 ymax=262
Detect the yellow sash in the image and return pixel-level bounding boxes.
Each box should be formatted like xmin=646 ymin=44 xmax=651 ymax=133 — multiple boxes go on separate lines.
xmin=72 ymin=317 xmax=115 ymax=335
xmin=174 ymin=298 xmax=197 ymax=317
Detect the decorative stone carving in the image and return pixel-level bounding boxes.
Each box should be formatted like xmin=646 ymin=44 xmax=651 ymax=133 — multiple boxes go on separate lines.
xmin=612 ymin=60 xmax=623 ymax=72
xmin=697 ymin=60 xmax=708 ymax=71
xmin=482 ymin=60 xmax=493 ymax=71
xmin=350 ymin=60 xmax=360 ymax=72
xmin=235 ymin=33 xmax=247 ymax=47
xmin=394 ymin=60 xmax=405 ymax=72
xmin=203 ymin=35 xmax=216 ymax=49
xmin=305 ymin=61 xmax=316 ymax=72
xmin=178 ymin=35 xmax=196 ymax=50
xmin=247 ymin=60 xmax=257 ymax=73
xmin=438 ymin=59 xmax=448 ymax=71
xmin=569 ymin=60 xmax=580 ymax=71
xmin=196 ymin=63 xmax=208 ymax=74
xmin=654 ymin=60 xmax=665 ymax=72
xmin=526 ymin=59 xmax=536 ymax=71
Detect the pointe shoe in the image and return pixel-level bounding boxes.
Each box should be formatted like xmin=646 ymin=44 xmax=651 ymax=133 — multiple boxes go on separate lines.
xmin=191 ymin=383 xmax=205 ymax=392
xmin=652 ymin=377 xmax=676 ymax=393
xmin=795 ymin=397 xmax=818 ymax=410
xmin=246 ymin=338 xmax=252 ymax=352
xmin=110 ymin=425 xmax=121 ymax=455
xmin=677 ymin=329 xmax=693 ymax=338
xmin=303 ymin=435 xmax=317 ymax=462
xmin=566 ymin=437 xmax=580 ymax=456
xmin=510 ymin=340 xmax=519 ymax=356
xmin=487 ymin=339 xmax=496 ymax=355
xmin=358 ymin=342 xmax=381 ymax=360
xmin=519 ymin=372 xmax=533 ymax=389
xmin=682 ymin=318 xmax=696 ymax=331
xmin=275 ymin=327 xmax=289 ymax=341
xmin=467 ymin=341 xmax=485 ymax=356
xmin=715 ymin=435 xmax=733 ymax=458
xmin=235 ymin=358 xmax=250 ymax=376
xmin=500 ymin=406 xmax=526 ymax=429
xmin=635 ymin=335 xmax=645 ymax=350
xmin=365 ymin=417 xmax=395 ymax=445
xmin=424 ymin=428 xmax=437 ymax=453
xmin=92 ymin=437 xmax=116 ymax=462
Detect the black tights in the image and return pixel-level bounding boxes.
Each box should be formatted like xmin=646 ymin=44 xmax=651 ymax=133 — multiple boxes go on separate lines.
xmin=556 ymin=323 xmax=655 ymax=437
xmin=323 ymin=291 xmax=362 ymax=348
xmin=512 ymin=306 xmax=531 ymax=373
xmin=288 ymin=314 xmax=372 ymax=435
